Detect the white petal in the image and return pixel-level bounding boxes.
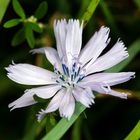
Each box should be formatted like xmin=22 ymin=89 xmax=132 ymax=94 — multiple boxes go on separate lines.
xmin=73 ymin=86 xmax=95 ymax=108
xmin=107 ymin=90 xmax=127 ymax=99
xmin=79 ymin=81 xmax=111 ymax=94
xmin=65 ymin=19 xmax=83 ymax=58
xmin=82 ymin=72 xmax=135 ymax=86
xmin=59 ymin=89 xmax=75 ymax=120
xmin=37 ymin=109 xmax=46 ymax=122
xmin=8 ymin=92 xmax=36 ymax=111
xmin=85 ymin=40 xmax=128 ymax=75
xmin=25 ymin=85 xmax=61 ymax=99
xmin=45 ymin=88 xmax=66 ymax=113
xmin=30 ymin=47 xmax=63 ymax=73
xmin=44 ymin=47 xmax=59 ymax=65
xmin=30 ymin=47 xmax=48 ymax=54
xmin=79 ymin=81 xmax=127 ymax=99
xmin=44 ymin=47 xmax=63 ymax=73
xmin=54 ymin=19 xmax=83 ymax=69
xmin=36 ymin=88 xmax=66 ymax=122
xmin=6 ymin=63 xmax=57 ymax=85
xmin=79 ymin=26 xmax=110 ymax=67
xmin=54 ymin=19 xmax=67 ymax=59
xmin=85 ymin=86 xmax=95 ymax=99
xmin=64 ymin=20 xmax=83 ymax=69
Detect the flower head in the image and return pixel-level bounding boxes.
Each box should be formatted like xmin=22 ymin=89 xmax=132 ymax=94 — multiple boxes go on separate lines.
xmin=6 ymin=19 xmax=135 ymax=121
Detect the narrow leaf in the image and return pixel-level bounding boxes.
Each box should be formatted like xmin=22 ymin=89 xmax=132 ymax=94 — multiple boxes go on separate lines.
xmin=34 ymin=1 xmax=47 ymax=19
xmin=80 ymin=0 xmax=100 ymax=27
xmin=71 ymin=117 xmax=83 ymax=140
xmin=125 ymin=120 xmax=140 ymax=140
xmin=12 ymin=0 xmax=26 ymax=18
xmin=0 ymin=0 xmax=10 ymax=22
xmin=42 ymin=103 xmax=86 ymax=140
xmin=12 ymin=27 xmax=25 ymax=46
xmin=23 ymin=110 xmax=46 ymax=140
xmin=25 ymin=24 xmax=35 ymax=48
xmin=4 ymin=19 xmax=20 ymax=28
xmin=46 ymin=115 xmax=57 ymax=133
xmin=99 ymin=0 xmax=119 ymax=33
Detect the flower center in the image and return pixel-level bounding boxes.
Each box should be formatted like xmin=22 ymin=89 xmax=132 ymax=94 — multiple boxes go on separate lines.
xmin=54 ymin=62 xmax=85 ymax=88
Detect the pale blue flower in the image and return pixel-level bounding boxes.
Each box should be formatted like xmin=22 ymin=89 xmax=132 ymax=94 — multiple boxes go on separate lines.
xmin=6 ymin=19 xmax=135 ymax=121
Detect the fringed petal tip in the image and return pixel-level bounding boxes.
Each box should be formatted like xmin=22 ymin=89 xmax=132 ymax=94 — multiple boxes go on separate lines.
xmin=130 ymin=72 xmax=136 ymax=79
xmin=54 ymin=18 xmax=83 ymax=27
xmin=59 ymin=112 xmax=72 ymax=121
xmin=8 ymin=104 xmax=15 ymax=112
xmin=100 ymin=26 xmax=110 ymax=34
xmin=36 ymin=109 xmax=46 ymax=122
xmin=29 ymin=48 xmax=46 ymax=54
xmin=121 ymin=93 xmax=128 ymax=99
xmin=5 ymin=61 xmax=15 ymax=73
xmin=107 ymin=90 xmax=128 ymax=99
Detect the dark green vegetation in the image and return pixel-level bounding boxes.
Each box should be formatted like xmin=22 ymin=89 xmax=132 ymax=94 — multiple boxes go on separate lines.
xmin=0 ymin=0 xmax=140 ymax=139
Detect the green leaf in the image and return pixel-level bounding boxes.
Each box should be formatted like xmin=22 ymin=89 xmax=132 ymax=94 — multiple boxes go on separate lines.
xmin=12 ymin=0 xmax=26 ymax=18
xmin=28 ymin=22 xmax=42 ymax=33
xmin=34 ymin=1 xmax=47 ymax=19
xmin=23 ymin=109 xmax=46 ymax=140
xmin=12 ymin=27 xmax=25 ymax=46
xmin=46 ymin=115 xmax=57 ymax=133
xmin=71 ymin=117 xmax=83 ymax=140
xmin=134 ymin=0 xmax=140 ymax=8
xmin=0 ymin=0 xmax=10 ymax=22
xmin=25 ymin=24 xmax=35 ymax=48
xmin=4 ymin=19 xmax=21 ymax=28
xmin=80 ymin=0 xmax=100 ymax=27
xmin=99 ymin=0 xmax=118 ymax=33
xmin=125 ymin=120 xmax=140 ymax=140
xmin=42 ymin=103 xmax=86 ymax=140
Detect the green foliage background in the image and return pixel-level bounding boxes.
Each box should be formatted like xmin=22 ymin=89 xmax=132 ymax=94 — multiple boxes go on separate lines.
xmin=0 ymin=0 xmax=140 ymax=139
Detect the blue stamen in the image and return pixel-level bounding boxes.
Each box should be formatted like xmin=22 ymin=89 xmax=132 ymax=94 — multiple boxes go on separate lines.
xmin=77 ymin=75 xmax=85 ymax=82
xmin=73 ymin=63 xmax=76 ymax=67
xmin=62 ymin=64 xmax=69 ymax=76
xmin=54 ymin=67 xmax=61 ymax=75
xmin=62 ymin=64 xmax=67 ymax=75
xmin=77 ymin=67 xmax=80 ymax=76
xmin=74 ymin=72 xmax=77 ymax=79
xmin=72 ymin=63 xmax=76 ymax=72
xmin=71 ymin=74 xmax=74 ymax=81
xmin=59 ymin=76 xmax=65 ymax=81
xmin=66 ymin=67 xmax=69 ymax=76
xmin=57 ymin=71 xmax=61 ymax=75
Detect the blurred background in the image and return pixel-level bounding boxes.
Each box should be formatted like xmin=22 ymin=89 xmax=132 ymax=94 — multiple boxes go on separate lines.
xmin=0 ymin=0 xmax=140 ymax=139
